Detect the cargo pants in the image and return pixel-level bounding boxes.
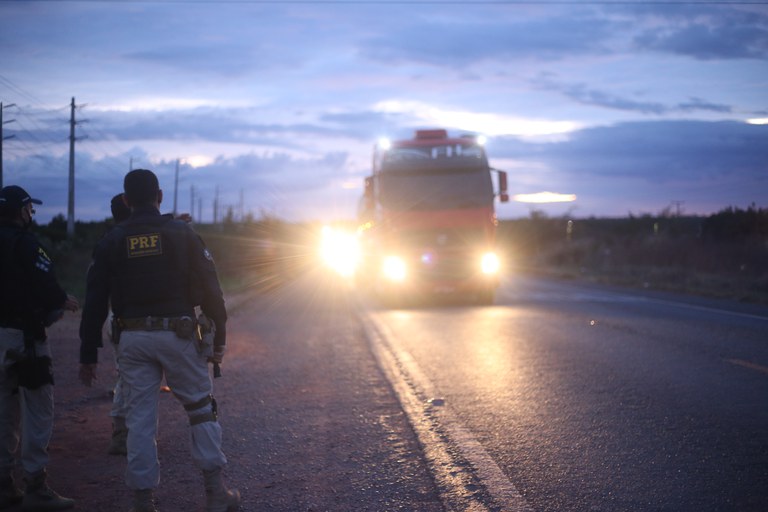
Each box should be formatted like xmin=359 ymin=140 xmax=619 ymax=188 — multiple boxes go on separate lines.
xmin=117 ymin=329 xmax=227 ymax=490
xmin=0 ymin=327 xmax=54 ymax=479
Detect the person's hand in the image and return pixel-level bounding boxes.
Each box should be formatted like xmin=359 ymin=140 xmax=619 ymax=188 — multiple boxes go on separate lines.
xmin=63 ymin=294 xmax=79 ymax=312
xmin=79 ymin=364 xmax=97 ymax=387
xmin=207 ymin=346 xmax=225 ymax=365
xmin=175 ymin=213 xmax=193 ymax=223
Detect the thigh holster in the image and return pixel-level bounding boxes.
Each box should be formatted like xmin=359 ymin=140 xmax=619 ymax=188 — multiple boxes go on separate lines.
xmin=184 ymin=394 xmax=218 ymax=426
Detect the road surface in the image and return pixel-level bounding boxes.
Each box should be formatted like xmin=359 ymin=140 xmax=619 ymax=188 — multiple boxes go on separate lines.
xmin=19 ymin=271 xmax=768 ymax=511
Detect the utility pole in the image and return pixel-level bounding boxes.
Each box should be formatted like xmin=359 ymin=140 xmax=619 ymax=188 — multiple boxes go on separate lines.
xmin=213 ymin=185 xmax=219 ymax=224
xmin=1 ymin=102 xmax=17 ymax=189
xmin=67 ymin=97 xmax=77 ymax=238
xmin=173 ymin=158 xmax=180 ymax=215
xmin=671 ymin=200 xmax=685 ymax=217
xmin=190 ymin=184 xmax=195 ymax=220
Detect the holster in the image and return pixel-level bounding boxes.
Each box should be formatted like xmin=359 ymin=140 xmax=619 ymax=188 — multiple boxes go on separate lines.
xmin=9 ymin=338 xmax=54 ymax=390
xmin=196 ymin=313 xmax=215 ymax=358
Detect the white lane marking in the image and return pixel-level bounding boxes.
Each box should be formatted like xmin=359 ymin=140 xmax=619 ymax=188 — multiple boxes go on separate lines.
xmin=360 ymin=312 xmax=534 ymax=512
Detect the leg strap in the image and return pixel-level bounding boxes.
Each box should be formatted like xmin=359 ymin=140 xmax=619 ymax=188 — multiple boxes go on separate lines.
xmin=184 ymin=394 xmax=218 ymax=426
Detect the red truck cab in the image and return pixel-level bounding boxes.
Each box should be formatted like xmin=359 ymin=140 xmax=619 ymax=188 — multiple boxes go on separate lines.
xmin=357 ymin=129 xmax=508 ymax=305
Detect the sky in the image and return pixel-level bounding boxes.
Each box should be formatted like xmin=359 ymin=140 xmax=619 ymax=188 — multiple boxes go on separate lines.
xmin=0 ymin=0 xmax=766 ymax=225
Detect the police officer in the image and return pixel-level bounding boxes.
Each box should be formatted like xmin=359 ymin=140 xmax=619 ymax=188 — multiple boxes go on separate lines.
xmin=104 ymin=193 xmax=189 ymax=457
xmin=106 ymin=193 xmax=131 ymax=456
xmin=78 ymin=170 xmax=239 ymax=512
xmin=0 ymin=185 xmax=79 ymax=511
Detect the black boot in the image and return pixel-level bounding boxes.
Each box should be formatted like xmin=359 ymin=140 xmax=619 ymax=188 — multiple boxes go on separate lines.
xmin=0 ymin=475 xmax=23 ymax=509
xmin=128 ymin=489 xmax=157 ymax=512
xmin=21 ymin=470 xmax=74 ymax=512
xmin=203 ymin=468 xmax=240 ymax=512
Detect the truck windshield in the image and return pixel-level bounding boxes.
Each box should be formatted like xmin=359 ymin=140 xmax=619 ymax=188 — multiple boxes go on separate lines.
xmin=379 ymin=167 xmax=493 ymax=211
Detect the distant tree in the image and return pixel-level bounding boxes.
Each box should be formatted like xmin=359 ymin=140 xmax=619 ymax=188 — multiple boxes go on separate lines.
xmin=701 ymin=205 xmax=768 ymax=240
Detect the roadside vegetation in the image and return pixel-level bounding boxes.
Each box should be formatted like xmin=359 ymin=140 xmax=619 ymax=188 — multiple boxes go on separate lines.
xmin=499 ymin=205 xmax=768 ymax=304
xmin=33 ymin=205 xmax=768 ymax=306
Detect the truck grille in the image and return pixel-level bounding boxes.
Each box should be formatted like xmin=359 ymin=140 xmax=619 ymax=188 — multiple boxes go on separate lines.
xmin=413 ymin=251 xmax=475 ymax=281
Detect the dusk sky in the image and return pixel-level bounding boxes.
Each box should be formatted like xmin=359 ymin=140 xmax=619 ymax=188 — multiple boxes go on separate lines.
xmin=1 ymin=0 xmax=766 ymax=225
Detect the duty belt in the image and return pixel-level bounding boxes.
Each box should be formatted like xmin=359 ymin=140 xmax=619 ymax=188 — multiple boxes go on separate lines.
xmin=118 ymin=316 xmax=192 ymax=332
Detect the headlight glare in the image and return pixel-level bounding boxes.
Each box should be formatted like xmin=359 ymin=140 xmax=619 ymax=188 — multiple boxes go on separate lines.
xmin=320 ymin=226 xmax=360 ymax=277
xmin=481 ymin=252 xmax=500 ymax=274
xmin=382 ymin=256 xmax=407 ymax=282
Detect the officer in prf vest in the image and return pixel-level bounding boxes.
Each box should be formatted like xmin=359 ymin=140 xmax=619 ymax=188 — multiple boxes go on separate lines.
xmin=78 ymin=169 xmax=239 ymax=512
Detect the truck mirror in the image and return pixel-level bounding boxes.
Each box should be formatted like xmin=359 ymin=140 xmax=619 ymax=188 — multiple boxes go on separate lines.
xmin=364 ymin=176 xmax=374 ymax=200
xmin=498 ymin=171 xmax=509 ymax=203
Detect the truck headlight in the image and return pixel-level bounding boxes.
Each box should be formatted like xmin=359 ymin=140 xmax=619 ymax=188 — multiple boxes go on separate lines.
xmin=480 ymin=252 xmax=500 ymax=275
xmin=382 ymin=256 xmax=407 ymax=282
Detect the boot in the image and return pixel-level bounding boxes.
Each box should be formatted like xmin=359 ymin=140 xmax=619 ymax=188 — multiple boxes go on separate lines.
xmin=21 ymin=470 xmax=74 ymax=511
xmin=203 ymin=468 xmax=240 ymax=512
xmin=0 ymin=475 xmax=23 ymax=509
xmin=128 ymin=489 xmax=156 ymax=512
xmin=108 ymin=416 xmax=128 ymax=456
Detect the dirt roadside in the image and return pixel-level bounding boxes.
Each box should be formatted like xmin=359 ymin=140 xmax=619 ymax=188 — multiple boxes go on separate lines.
xmin=5 ymin=280 xmax=444 ymax=511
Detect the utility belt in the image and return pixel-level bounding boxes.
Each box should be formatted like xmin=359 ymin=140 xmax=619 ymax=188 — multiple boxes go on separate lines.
xmin=114 ymin=315 xmax=197 ymax=340
xmin=112 ymin=315 xmax=213 ymax=358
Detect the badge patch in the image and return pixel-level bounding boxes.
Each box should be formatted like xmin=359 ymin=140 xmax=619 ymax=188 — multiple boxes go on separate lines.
xmin=126 ymin=233 xmax=162 ymax=258
xmin=35 ymin=247 xmax=53 ymax=272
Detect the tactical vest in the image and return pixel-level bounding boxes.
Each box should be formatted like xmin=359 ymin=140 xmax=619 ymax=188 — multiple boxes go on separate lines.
xmin=107 ymin=215 xmax=196 ymax=318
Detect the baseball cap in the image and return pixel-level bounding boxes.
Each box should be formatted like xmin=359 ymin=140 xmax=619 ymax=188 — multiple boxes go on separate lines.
xmin=0 ymin=185 xmax=43 ymax=211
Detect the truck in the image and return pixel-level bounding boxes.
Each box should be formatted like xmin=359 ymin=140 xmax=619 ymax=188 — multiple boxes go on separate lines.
xmin=356 ymin=128 xmax=509 ymax=305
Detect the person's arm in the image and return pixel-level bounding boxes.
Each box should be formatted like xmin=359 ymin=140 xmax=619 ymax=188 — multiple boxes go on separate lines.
xmin=189 ymin=230 xmax=227 ymax=352
xmin=78 ymin=239 xmax=111 ymax=370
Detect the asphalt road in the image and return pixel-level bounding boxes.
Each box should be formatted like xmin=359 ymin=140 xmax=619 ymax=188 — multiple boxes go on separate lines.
xmin=21 ymin=270 xmax=768 ymax=512
xmin=361 ymin=274 xmax=768 ymax=512
xmin=34 ymin=270 xmax=444 ymax=512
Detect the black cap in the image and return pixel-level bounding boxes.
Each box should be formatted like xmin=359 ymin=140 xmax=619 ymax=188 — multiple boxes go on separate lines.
xmin=0 ymin=185 xmax=43 ymax=211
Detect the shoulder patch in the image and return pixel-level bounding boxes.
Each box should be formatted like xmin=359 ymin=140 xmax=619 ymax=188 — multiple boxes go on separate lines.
xmin=126 ymin=233 xmax=163 ymax=258
xmin=203 ymin=248 xmax=214 ymax=262
xmin=35 ymin=247 xmax=53 ymax=272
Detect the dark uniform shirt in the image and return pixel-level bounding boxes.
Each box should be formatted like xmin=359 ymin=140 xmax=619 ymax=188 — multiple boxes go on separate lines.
xmin=0 ymin=220 xmax=68 ymax=340
xmin=79 ymin=206 xmax=227 ymax=364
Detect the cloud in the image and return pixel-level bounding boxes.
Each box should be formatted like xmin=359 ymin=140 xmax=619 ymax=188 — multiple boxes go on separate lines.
xmin=496 ymin=120 xmax=768 ymax=180
xmin=632 ymin=7 xmax=768 ymax=60
xmin=360 ymin=10 xmax=618 ymax=66
xmin=534 ymin=77 xmax=732 ymax=116
xmin=513 ymin=192 xmax=577 ymax=204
